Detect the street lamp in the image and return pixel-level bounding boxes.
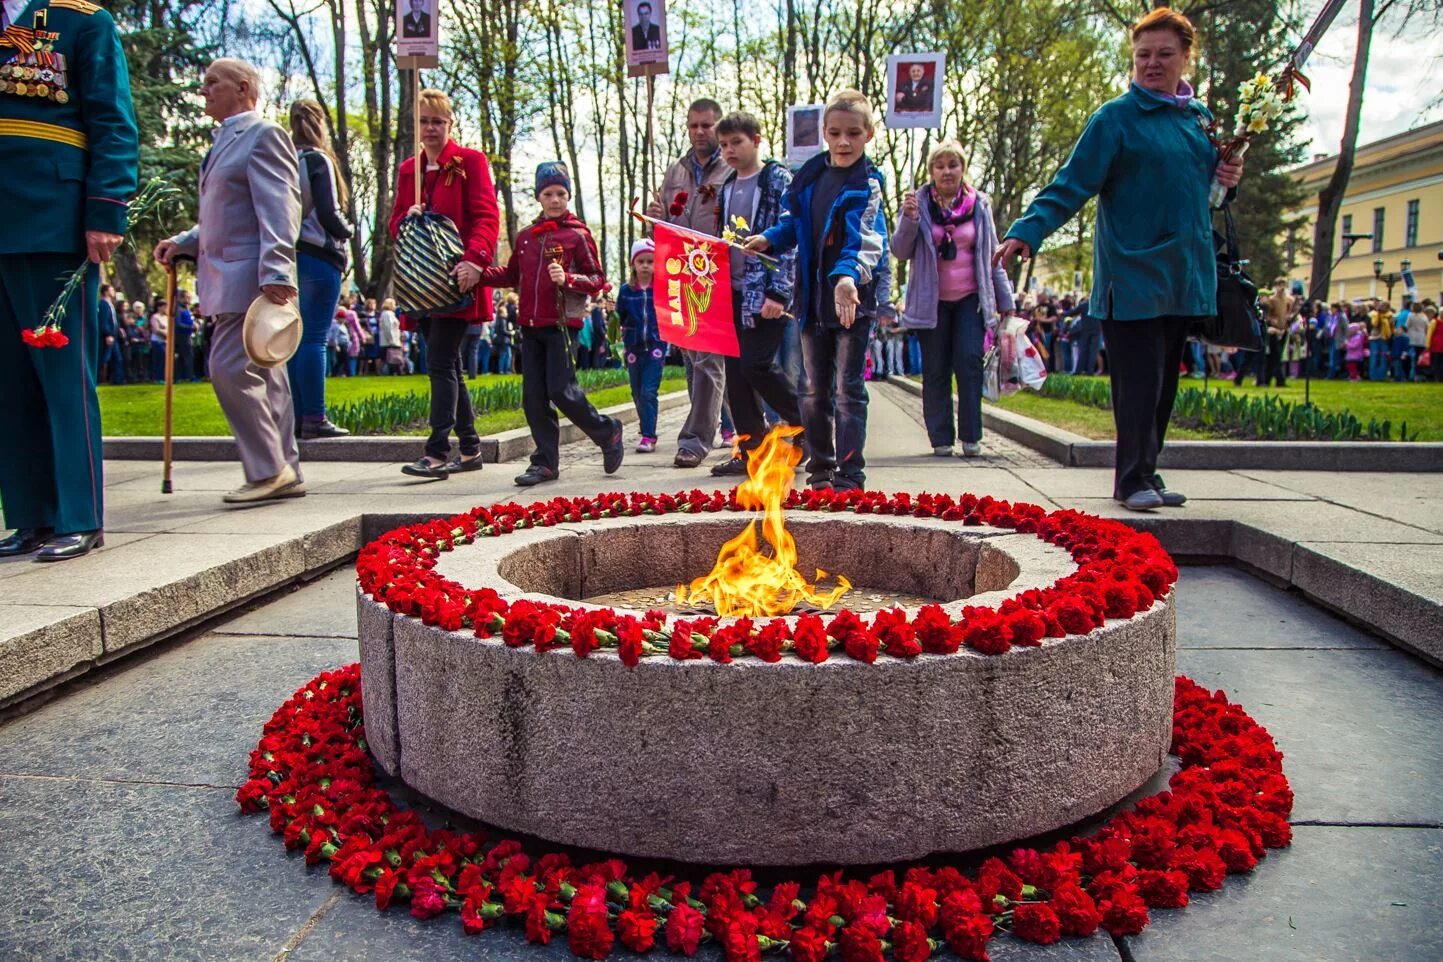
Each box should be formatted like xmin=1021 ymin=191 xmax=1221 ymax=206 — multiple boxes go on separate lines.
xmin=1373 ymin=258 xmax=1405 ymax=303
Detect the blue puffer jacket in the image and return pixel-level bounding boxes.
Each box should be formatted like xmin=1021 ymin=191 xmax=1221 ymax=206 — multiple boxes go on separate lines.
xmin=761 ymin=152 xmax=886 ymax=328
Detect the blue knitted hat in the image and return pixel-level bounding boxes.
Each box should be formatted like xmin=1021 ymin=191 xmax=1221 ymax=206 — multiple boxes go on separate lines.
xmin=534 ymin=161 xmax=572 ymax=198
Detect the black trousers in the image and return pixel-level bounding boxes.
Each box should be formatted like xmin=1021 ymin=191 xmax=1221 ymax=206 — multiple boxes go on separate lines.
xmin=520 ymin=325 xmax=613 ymax=472
xmin=1100 ymin=315 xmax=1191 ymax=500
xmin=419 ymin=317 xmax=479 ymax=461
xmin=724 ymin=299 xmax=802 ymax=453
xmin=1261 ymin=331 xmax=1287 ymax=386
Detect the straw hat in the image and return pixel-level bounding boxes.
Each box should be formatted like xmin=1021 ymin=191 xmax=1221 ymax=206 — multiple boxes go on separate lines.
xmin=242 ymin=295 xmax=302 ymax=368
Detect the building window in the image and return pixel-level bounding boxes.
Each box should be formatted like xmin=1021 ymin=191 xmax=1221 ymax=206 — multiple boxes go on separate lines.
xmin=1372 ymin=207 xmax=1385 ymax=252
xmin=1341 ymin=214 xmax=1352 ymax=255
xmin=1406 ymin=199 xmax=1419 ymax=248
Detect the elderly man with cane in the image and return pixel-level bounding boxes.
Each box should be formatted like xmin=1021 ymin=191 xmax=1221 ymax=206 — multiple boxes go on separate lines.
xmin=155 ymin=58 xmax=305 ymax=503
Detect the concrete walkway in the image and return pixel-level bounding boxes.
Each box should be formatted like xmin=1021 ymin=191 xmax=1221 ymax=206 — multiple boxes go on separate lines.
xmin=1 ymin=381 xmax=1441 ymax=960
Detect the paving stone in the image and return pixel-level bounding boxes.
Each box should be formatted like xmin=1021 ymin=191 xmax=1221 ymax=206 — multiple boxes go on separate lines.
xmin=1123 ymin=826 xmax=1443 ymax=962
xmin=1011 ymin=468 xmax=1311 ymax=501
xmin=1176 ymin=648 xmax=1443 ymax=825
xmin=1173 ymin=566 xmax=1387 ymax=650
xmin=0 ymin=633 xmax=354 ymax=786
xmin=0 ymin=530 xmax=156 ymax=581
xmin=214 ymin=566 xmax=360 ymax=638
xmin=1222 ymin=499 xmax=1443 ymax=545
xmin=0 ymin=605 xmax=102 ymax=703
xmin=0 ymin=776 xmax=332 ymax=962
xmin=1291 ymin=541 xmax=1443 ymax=664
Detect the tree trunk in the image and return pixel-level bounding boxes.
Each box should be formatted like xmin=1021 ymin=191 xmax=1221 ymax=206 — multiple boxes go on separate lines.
xmin=1309 ymin=0 xmax=1374 ymax=301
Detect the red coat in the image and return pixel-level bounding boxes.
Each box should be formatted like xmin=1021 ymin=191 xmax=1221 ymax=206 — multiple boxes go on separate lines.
xmin=388 ymin=140 xmax=501 ymax=322
xmin=477 ymin=212 xmax=608 ymax=329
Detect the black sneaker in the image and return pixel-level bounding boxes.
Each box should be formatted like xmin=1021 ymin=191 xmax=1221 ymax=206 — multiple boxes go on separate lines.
xmin=514 ymin=465 xmax=558 ymax=487
xmin=710 ymin=455 xmax=748 ymax=477
xmin=600 ymin=418 xmax=624 ymax=475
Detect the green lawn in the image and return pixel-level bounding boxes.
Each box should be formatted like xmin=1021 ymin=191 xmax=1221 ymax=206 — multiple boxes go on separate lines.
xmin=989 ymin=375 xmax=1443 ymax=441
xmin=98 ymin=373 xmax=686 ymax=436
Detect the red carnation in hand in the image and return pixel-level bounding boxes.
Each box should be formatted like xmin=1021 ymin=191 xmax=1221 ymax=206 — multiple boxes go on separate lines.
xmin=1012 ymin=901 xmax=1062 ymax=944
xmin=670 ymin=191 xmax=690 ymax=216
xmin=666 ymin=901 xmax=706 ymax=955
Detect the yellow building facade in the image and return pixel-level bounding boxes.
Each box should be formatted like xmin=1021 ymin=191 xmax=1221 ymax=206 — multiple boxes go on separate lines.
xmin=1285 ymin=119 xmax=1443 ymax=305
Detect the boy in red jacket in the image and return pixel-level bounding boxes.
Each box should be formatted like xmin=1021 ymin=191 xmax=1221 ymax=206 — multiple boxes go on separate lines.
xmin=478 ymin=162 xmax=624 ymax=486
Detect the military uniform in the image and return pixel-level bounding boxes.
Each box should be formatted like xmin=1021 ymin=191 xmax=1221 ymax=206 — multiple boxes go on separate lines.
xmin=0 ymin=0 xmax=139 ymax=546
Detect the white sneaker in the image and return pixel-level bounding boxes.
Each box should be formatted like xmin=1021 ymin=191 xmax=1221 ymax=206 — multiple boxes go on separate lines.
xmin=960 ymin=442 xmax=982 ymax=457
xmin=932 ymin=445 xmax=954 ymax=457
xmin=223 ymin=464 xmax=304 ymax=503
xmin=1120 ymin=489 xmax=1164 ymax=511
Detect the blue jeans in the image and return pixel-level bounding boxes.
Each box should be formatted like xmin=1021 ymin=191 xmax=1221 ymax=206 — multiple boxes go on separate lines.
xmin=763 ymin=317 xmax=804 ymax=422
xmin=626 ymin=341 xmax=666 ymax=437
xmin=1070 ymin=320 xmax=1101 ymax=375
xmin=150 ymin=338 xmax=166 ymax=381
xmin=474 ymin=338 xmax=491 ymax=377
xmin=800 ymin=319 xmax=872 ymax=488
xmin=906 ymin=332 xmax=922 ymax=374
xmin=1367 ymin=338 xmax=1387 ymax=380
xmin=494 ymin=344 xmax=512 ymax=374
xmin=920 ymin=295 xmax=985 ymax=447
xmin=288 ymin=252 xmax=342 ymax=419
xmin=100 ymin=338 xmax=125 ymax=385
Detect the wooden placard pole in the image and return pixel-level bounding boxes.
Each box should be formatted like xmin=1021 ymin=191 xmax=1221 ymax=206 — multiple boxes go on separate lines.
xmin=397 ymin=54 xmax=437 ymax=210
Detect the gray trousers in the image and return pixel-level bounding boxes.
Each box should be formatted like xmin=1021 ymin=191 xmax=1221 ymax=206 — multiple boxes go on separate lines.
xmin=676 ymin=348 xmax=726 ymax=457
xmin=210 ymin=311 xmax=301 ymax=483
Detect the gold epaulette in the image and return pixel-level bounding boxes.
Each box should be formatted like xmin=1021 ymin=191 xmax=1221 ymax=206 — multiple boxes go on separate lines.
xmin=49 ymin=0 xmax=101 ymax=14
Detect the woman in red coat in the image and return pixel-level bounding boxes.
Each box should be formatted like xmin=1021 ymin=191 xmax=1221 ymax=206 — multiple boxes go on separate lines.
xmin=388 ymin=89 xmax=500 ymax=479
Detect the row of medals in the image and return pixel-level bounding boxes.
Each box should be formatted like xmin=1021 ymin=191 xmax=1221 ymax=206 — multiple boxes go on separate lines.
xmin=0 ymin=55 xmax=70 ymax=103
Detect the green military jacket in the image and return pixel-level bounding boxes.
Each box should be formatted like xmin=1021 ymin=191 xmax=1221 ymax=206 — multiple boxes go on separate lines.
xmin=1005 ymin=83 xmax=1221 ymax=322
xmin=0 ymin=0 xmax=138 ymax=255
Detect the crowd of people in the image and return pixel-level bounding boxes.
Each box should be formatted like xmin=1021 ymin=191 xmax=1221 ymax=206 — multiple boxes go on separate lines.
xmin=12 ymin=5 xmax=1424 ymax=563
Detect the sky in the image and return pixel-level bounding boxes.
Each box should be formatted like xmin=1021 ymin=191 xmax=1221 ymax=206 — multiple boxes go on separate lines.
xmin=1291 ymin=0 xmax=1442 ymax=160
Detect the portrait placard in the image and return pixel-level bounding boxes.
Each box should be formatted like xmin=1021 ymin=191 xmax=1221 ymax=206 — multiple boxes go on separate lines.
xmin=395 ymin=0 xmax=439 ymax=62
xmin=786 ymin=104 xmax=825 ymax=165
xmin=885 ymin=52 xmax=945 ymax=129
xmin=624 ymin=0 xmax=669 ymax=76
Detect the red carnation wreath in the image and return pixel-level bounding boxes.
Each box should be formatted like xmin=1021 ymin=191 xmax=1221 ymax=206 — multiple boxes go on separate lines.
xmin=354 ymin=488 xmax=1182 ymax=665
xmin=239 ymin=668 xmax=1291 ymax=960
xmin=239 ymin=490 xmax=1292 ymax=960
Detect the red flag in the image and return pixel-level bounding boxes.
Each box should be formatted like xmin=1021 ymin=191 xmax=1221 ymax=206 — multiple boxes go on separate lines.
xmin=651 ymin=220 xmax=738 ymax=357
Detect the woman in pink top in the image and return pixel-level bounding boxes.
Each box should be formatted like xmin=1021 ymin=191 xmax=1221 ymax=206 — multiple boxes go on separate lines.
xmin=891 ymin=141 xmax=1016 ymax=457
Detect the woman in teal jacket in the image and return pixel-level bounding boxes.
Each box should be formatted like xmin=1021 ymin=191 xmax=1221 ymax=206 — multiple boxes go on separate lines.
xmin=996 ymin=7 xmax=1244 ymax=511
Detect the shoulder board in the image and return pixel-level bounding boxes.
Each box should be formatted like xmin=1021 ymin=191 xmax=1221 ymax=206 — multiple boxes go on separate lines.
xmin=50 ymin=0 xmax=102 ymax=14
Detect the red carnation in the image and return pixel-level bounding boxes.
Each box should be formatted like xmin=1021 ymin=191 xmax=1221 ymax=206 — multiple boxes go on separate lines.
xmin=1136 ymin=869 xmax=1190 ymax=908
xmin=944 ymin=910 xmax=994 ymax=962
xmin=960 ymin=609 xmax=1011 ymax=655
xmin=890 ymin=919 xmax=934 ymax=962
xmin=616 ymin=616 xmax=646 ymax=667
xmin=829 ymin=609 xmax=877 ymax=663
xmin=894 ymin=880 xmax=939 ymax=928
xmin=1012 ymin=901 xmax=1062 ymax=944
xmin=791 ymin=613 xmax=831 ymax=663
xmin=838 ymin=922 xmax=885 ymax=962
xmin=618 ymin=906 xmax=659 ymax=952
xmin=409 ymin=876 xmax=447 ymax=920
xmin=789 ymin=926 xmax=831 ymax=962
xmin=721 ymin=913 xmax=761 ymax=962
xmin=666 ymin=901 xmax=706 ymax=955
xmin=746 ymin=620 xmax=789 ymax=662
xmin=1099 ymin=889 xmax=1151 ymax=936
xmin=567 ymin=881 xmax=615 ymax=959
xmin=669 ymin=191 xmax=690 ymax=216
xmin=874 ymin=608 xmax=921 ymax=657
xmin=1050 ymin=882 xmax=1101 ymax=936
xmin=669 ymin=622 xmax=705 ymax=660
xmin=1216 ymin=828 xmax=1259 ymax=873
xmin=913 ymin=603 xmax=961 ymax=654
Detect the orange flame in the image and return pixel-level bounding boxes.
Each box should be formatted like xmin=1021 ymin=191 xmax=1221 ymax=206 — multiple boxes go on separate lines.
xmin=678 ymin=425 xmax=851 ymax=617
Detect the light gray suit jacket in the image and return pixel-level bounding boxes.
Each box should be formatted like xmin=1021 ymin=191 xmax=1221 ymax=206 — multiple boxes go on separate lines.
xmin=171 ymin=112 xmax=301 ymax=316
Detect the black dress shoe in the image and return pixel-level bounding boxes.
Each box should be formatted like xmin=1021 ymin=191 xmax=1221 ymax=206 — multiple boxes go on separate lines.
xmin=400 ymin=458 xmax=450 ymax=480
xmin=0 ymin=527 xmax=52 ymax=557
xmin=299 ymin=418 xmax=351 ymax=440
xmin=709 ymin=456 xmax=748 ymax=477
xmin=35 ymin=530 xmax=103 ymax=562
xmin=600 ymin=418 xmax=624 ymax=475
xmin=445 ymin=453 xmax=485 ymax=473
xmin=514 ymin=465 xmax=558 ymax=487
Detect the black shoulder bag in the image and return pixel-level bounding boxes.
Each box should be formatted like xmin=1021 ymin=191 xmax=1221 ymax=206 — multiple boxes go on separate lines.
xmin=1192 ymin=204 xmax=1264 ymax=350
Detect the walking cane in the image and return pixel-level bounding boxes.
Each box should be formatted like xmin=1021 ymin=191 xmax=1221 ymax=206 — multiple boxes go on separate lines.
xmin=161 ymin=261 xmax=179 ymax=494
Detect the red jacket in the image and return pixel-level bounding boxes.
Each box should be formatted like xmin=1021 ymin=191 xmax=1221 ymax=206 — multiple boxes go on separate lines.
xmin=388 ymin=140 xmax=500 ymax=322
xmin=477 ymin=212 xmax=608 ymax=330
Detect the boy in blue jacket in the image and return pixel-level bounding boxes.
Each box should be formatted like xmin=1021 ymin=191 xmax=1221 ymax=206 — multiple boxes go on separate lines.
xmin=744 ymin=90 xmax=887 ymax=491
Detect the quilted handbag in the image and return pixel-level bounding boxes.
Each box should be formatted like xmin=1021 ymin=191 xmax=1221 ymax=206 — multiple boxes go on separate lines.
xmin=393 ymin=211 xmax=474 ymax=318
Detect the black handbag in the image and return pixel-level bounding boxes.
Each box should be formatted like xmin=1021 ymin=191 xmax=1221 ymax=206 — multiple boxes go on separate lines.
xmin=1194 ymin=204 xmax=1264 ymax=351
xmin=393 ymin=211 xmax=475 ymax=318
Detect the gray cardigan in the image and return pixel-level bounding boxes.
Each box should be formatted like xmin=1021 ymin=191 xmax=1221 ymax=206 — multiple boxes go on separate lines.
xmin=891 ymin=188 xmax=1015 ymax=330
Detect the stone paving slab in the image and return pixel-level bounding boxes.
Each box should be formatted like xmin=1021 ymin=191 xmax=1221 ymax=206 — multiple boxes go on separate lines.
xmin=1290 ymin=541 xmax=1443 ymax=664
xmin=1010 ymin=467 xmax=1313 ymax=501
xmin=0 ymin=776 xmax=334 ymax=962
xmin=1177 ymin=647 xmax=1443 ymax=825
xmin=0 ymin=633 xmax=354 ymax=786
xmin=1173 ymin=566 xmax=1388 ymax=650
xmin=0 ymin=605 xmax=102 ymax=698
xmin=214 ymin=566 xmax=359 ymax=638
xmin=1122 ymin=826 xmax=1443 ymax=962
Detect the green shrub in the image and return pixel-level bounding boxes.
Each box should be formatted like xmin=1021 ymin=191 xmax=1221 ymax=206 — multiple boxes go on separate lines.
xmin=329 ymin=369 xmax=630 ymax=434
xmin=1039 ymin=374 xmax=1416 ymax=442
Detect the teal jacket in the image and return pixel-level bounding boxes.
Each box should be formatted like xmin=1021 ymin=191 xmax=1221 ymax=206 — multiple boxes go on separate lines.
xmin=0 ymin=0 xmax=139 ymax=255
xmin=1004 ymin=84 xmax=1220 ymax=321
